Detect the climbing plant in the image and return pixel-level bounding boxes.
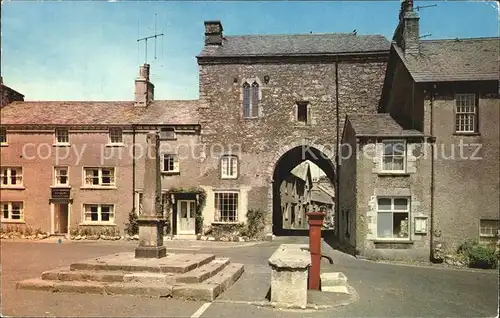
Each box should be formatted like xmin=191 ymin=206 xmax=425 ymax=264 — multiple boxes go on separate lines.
xmin=164 ymin=187 xmax=206 ymax=234
xmin=125 ymin=208 xmax=139 ymax=235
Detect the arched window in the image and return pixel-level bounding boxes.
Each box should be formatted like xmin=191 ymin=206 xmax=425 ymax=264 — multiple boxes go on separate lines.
xmin=242 ymin=82 xmax=251 ymax=118
xmin=251 ymin=82 xmax=259 ymax=117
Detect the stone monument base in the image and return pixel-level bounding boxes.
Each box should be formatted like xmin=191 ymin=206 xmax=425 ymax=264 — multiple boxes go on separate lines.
xmin=135 ymin=216 xmax=166 ymax=259
xmin=135 ymin=246 xmax=167 ymax=258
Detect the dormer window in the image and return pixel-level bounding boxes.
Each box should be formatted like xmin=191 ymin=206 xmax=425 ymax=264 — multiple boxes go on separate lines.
xmin=243 ymin=81 xmax=260 ymax=118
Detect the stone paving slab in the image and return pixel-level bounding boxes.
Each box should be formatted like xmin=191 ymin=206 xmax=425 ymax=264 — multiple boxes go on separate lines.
xmin=69 ymin=252 xmax=215 ymax=274
xmin=42 ymin=267 xmax=126 ymax=283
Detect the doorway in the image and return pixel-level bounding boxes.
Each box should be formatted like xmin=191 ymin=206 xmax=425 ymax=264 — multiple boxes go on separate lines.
xmin=176 ymin=200 xmax=196 ymax=235
xmin=53 ymin=203 xmax=69 ymax=234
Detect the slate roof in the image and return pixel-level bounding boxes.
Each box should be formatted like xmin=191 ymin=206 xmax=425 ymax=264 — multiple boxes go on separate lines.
xmin=394 ymin=37 xmax=500 ymax=82
xmin=198 ymin=33 xmax=390 ymax=57
xmin=347 ymin=113 xmax=423 ymax=137
xmin=310 ymin=185 xmax=334 ymax=205
xmin=0 ymin=100 xmax=201 ymax=125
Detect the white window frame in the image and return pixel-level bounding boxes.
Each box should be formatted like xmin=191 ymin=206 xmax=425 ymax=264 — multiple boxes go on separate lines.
xmin=1 ymin=167 xmax=23 ymax=187
xmin=55 ymin=128 xmax=70 ymax=145
xmin=381 ymin=140 xmax=407 ymax=173
xmin=455 ymin=93 xmax=477 ymax=133
xmin=214 ymin=191 xmax=239 ymax=223
xmin=220 ymin=155 xmax=238 ymax=179
xmin=479 ymin=219 xmax=499 ymax=245
xmin=162 ymin=154 xmax=179 ymax=173
xmin=83 ymin=167 xmax=116 ymax=187
xmin=82 ymin=204 xmax=115 ymax=224
xmin=376 ymin=197 xmax=411 ymax=240
xmin=0 ymin=127 xmax=7 ymax=145
xmin=1 ymin=201 xmax=24 ymax=222
xmin=108 ymin=128 xmax=123 ymax=144
xmin=53 ymin=166 xmax=69 ymax=187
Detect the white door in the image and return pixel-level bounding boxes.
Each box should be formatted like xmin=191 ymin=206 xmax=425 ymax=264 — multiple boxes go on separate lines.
xmin=177 ymin=200 xmax=196 ymax=235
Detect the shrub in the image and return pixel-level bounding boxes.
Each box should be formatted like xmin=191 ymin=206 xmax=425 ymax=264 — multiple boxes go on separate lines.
xmin=24 ymin=226 xmax=33 ymax=236
xmin=125 ymin=209 xmax=139 ymax=236
xmin=458 ymin=239 xmax=498 ymax=269
xmin=244 ymin=209 xmax=265 ymax=239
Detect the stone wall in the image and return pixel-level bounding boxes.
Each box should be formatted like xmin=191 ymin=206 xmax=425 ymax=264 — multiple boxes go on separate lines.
xmin=198 ymin=57 xmax=387 ymax=232
xmin=0 ymin=84 xmax=24 ymax=108
xmin=354 ymin=140 xmax=432 ymax=261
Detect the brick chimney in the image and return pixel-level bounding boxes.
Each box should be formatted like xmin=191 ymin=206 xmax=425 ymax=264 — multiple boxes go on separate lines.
xmin=393 ymin=0 xmax=420 ymax=54
xmin=204 ymin=21 xmax=223 ymax=46
xmin=134 ymin=63 xmax=154 ymax=107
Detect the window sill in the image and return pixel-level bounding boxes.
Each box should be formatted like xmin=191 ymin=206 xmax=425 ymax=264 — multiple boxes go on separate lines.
xmin=373 ymin=239 xmax=413 ymax=244
xmin=453 ymin=132 xmax=480 ymax=136
xmin=211 ymin=222 xmax=240 ymax=225
xmin=0 ymin=186 xmax=26 ymax=190
xmin=105 ymin=143 xmax=125 ymax=147
xmin=377 ymin=172 xmax=411 ymax=177
xmin=221 ymin=176 xmax=238 ymax=180
xmin=53 ymin=143 xmax=71 ymax=147
xmin=0 ymin=143 xmax=8 ymax=147
xmin=80 ymin=186 xmax=117 ymax=190
xmin=243 ymin=116 xmax=259 ymax=120
xmin=50 ymin=185 xmax=71 ymax=189
xmin=160 ymin=137 xmax=177 ymax=141
xmin=1 ymin=219 xmax=25 ymax=224
xmin=78 ymin=223 xmax=117 ymax=226
xmin=162 ymin=171 xmax=180 ymax=176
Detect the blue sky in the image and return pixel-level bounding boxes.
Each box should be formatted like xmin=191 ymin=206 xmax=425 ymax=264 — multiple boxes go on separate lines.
xmin=1 ymin=1 xmax=498 ymax=101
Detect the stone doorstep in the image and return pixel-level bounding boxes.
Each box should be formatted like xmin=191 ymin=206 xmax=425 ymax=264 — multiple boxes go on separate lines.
xmin=176 ymin=258 xmax=230 ymax=284
xmin=320 ymin=272 xmax=347 ymax=287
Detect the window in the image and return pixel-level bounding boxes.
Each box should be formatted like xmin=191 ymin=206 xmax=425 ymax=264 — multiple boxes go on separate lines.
xmin=297 ymin=102 xmax=309 ymax=123
xmin=377 ymin=197 xmax=410 ymax=239
xmin=242 ymin=81 xmax=259 ymax=118
xmin=221 ymin=155 xmax=238 ymax=179
xmin=1 ymin=167 xmax=23 ymax=187
xmin=162 ymin=154 xmax=179 ymax=173
xmin=160 ymin=128 xmax=176 ymax=140
xmin=55 ymin=128 xmax=69 ymax=144
xmin=1 ymin=202 xmax=23 ymax=221
xmin=54 ymin=166 xmax=69 ymax=186
xmin=83 ymin=204 xmax=115 ymax=223
xmin=84 ymin=167 xmax=115 ymax=187
xmin=382 ymin=140 xmax=406 ymax=172
xmin=0 ymin=127 xmax=6 ymax=144
xmin=479 ymin=219 xmax=499 ymax=245
xmin=109 ymin=128 xmax=123 ymax=144
xmin=214 ymin=192 xmax=238 ymax=223
xmin=455 ymin=94 xmax=477 ymax=133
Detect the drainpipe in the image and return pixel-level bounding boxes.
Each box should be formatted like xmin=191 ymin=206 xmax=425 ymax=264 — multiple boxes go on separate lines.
xmin=132 ymin=124 xmax=136 ymax=213
xmin=429 ymin=85 xmax=436 ymax=261
xmin=335 ymin=57 xmax=340 ymax=240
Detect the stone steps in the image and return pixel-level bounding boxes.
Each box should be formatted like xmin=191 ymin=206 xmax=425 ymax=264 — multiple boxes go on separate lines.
xmin=16 ymin=252 xmax=244 ymax=301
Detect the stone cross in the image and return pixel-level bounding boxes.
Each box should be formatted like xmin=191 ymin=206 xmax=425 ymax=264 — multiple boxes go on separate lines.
xmin=135 ymin=131 xmax=167 ymax=258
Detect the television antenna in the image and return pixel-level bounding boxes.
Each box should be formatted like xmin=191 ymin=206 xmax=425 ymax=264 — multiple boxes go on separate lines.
xmin=416 ymin=4 xmax=437 ymax=11
xmin=137 ymin=13 xmax=164 ymax=64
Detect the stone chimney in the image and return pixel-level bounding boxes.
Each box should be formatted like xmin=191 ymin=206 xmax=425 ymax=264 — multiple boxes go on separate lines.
xmin=393 ymin=0 xmax=420 ymax=54
xmin=134 ymin=63 xmax=154 ymax=107
xmin=204 ymin=21 xmax=223 ymax=46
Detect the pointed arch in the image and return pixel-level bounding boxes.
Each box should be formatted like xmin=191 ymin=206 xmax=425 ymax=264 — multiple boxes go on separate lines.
xmin=242 ymin=82 xmax=251 ymax=118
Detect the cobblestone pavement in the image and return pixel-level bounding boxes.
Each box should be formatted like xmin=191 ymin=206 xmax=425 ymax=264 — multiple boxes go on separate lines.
xmin=1 ymin=237 xmax=498 ymax=317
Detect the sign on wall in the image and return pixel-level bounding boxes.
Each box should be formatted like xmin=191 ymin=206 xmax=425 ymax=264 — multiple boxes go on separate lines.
xmin=51 ymin=188 xmax=71 ymax=199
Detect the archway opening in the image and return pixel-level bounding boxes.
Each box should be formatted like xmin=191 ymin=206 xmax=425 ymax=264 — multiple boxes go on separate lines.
xmin=272 ymin=145 xmax=336 ymax=236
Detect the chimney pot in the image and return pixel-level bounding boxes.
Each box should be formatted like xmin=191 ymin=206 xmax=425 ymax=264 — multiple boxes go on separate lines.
xmin=204 ymin=21 xmax=223 ymax=46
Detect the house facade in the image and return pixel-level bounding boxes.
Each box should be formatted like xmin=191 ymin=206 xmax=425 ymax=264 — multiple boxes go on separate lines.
xmin=279 ymin=161 xmax=312 ymax=230
xmin=338 ymin=0 xmax=499 ymax=260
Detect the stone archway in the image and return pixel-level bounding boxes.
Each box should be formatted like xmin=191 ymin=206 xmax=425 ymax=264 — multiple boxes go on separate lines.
xmin=267 ymin=139 xmax=336 ymax=236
